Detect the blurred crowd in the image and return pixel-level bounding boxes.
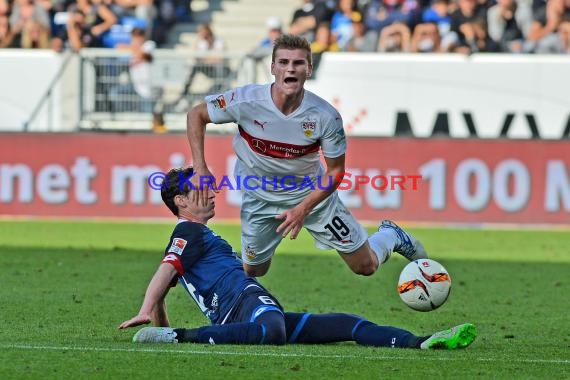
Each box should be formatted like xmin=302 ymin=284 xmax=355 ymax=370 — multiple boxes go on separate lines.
xmin=0 ymin=0 xmax=191 ymax=50
xmin=1 ymin=0 xmax=568 ymax=55
xmin=286 ymin=0 xmax=570 ymax=55
xmin=0 ymin=0 xmax=570 ymax=54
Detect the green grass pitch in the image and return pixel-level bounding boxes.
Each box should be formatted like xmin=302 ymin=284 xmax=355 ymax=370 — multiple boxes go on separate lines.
xmin=0 ymin=220 xmax=568 ymax=379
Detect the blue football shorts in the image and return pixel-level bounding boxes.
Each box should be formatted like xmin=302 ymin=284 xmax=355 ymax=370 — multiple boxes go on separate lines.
xmin=221 ymin=284 xmax=283 ymax=324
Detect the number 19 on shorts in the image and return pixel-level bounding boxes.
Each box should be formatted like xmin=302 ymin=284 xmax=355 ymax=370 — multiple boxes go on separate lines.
xmin=324 ymin=216 xmax=351 ymax=241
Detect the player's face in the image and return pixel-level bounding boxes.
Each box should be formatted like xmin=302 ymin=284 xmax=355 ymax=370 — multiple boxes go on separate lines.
xmin=195 ymin=189 xmax=216 ymax=220
xmin=271 ymin=48 xmax=312 ymax=95
xmin=178 ymin=188 xmax=216 ymax=222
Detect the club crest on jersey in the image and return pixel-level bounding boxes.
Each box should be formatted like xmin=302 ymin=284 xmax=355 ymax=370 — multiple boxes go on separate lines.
xmin=168 ymin=238 xmax=187 ymax=255
xmin=211 ymin=95 xmax=227 ymax=109
xmin=302 ymin=120 xmax=316 ymax=137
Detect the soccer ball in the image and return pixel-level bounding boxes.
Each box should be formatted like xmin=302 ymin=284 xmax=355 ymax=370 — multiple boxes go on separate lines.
xmin=397 ymin=259 xmax=451 ymax=312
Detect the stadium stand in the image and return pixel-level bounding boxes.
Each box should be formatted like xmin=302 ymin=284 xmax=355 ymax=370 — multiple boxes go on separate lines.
xmin=1 ymin=0 xmax=568 ymax=55
xmin=2 ymin=0 xmax=570 ymax=133
xmin=173 ymin=0 xmax=297 ymax=53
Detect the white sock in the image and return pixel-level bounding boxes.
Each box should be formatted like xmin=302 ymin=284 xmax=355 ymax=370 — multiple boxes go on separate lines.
xmin=368 ymin=229 xmax=397 ymax=264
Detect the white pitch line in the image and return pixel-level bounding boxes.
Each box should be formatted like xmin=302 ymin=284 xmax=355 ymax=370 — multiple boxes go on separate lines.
xmin=0 ymin=344 xmax=568 ymax=365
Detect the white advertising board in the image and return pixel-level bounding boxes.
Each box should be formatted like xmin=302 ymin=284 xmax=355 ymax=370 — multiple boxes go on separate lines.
xmin=0 ymin=50 xmax=63 ymax=131
xmin=306 ymin=53 xmax=570 ymax=139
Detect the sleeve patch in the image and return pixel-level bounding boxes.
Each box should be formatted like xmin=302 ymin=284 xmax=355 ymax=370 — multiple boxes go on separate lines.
xmin=211 ymin=95 xmax=227 ymax=109
xmin=168 ymin=238 xmax=187 ymax=255
xmin=333 ymin=127 xmax=346 ymax=144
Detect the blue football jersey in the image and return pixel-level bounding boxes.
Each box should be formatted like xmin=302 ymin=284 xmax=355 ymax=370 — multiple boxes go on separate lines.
xmin=162 ymin=220 xmax=259 ymax=324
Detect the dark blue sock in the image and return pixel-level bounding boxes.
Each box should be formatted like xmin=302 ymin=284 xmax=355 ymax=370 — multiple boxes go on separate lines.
xmin=284 ymin=312 xmax=420 ymax=348
xmin=353 ymin=321 xmax=421 ymax=348
xmin=285 ymin=312 xmax=354 ymax=343
xmin=174 ymin=311 xmax=286 ymax=345
xmin=175 ymin=322 xmax=264 ymax=344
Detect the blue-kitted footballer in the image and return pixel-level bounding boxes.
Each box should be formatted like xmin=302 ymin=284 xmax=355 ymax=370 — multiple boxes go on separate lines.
xmin=119 ymin=167 xmax=477 ymax=349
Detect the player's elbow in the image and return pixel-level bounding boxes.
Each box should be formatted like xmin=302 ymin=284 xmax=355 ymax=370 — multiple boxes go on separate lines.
xmin=187 ymin=103 xmax=210 ymax=129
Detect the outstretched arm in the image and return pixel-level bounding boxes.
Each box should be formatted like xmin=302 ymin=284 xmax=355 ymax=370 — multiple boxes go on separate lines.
xmin=276 ymin=154 xmax=345 ymax=239
xmin=186 ymin=103 xmax=218 ymax=205
xmin=119 ymin=263 xmax=178 ymax=329
xmin=151 ymin=294 xmax=170 ymax=327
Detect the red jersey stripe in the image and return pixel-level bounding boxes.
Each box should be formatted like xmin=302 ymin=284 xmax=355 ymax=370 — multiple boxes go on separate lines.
xmin=162 ymin=254 xmax=184 ymax=275
xmin=238 ymin=125 xmax=320 ymax=159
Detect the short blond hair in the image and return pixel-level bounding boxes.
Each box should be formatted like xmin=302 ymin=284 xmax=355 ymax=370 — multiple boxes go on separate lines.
xmin=272 ymin=34 xmax=312 ymax=65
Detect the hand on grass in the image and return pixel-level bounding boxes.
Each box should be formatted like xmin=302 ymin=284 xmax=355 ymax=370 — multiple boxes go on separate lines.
xmin=118 ymin=314 xmax=152 ymax=329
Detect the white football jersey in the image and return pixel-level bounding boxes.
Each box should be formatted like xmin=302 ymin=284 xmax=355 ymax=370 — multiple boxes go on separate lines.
xmin=205 ymin=84 xmax=347 ymax=204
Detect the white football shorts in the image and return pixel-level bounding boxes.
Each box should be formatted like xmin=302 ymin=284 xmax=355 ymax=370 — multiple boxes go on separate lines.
xmin=240 ymin=191 xmax=368 ymax=265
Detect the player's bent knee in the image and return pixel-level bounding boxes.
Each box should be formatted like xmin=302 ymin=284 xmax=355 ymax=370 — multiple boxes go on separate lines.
xmin=262 ymin=323 xmax=286 ymax=345
xmin=244 ymin=265 xmax=267 ymax=277
xmin=351 ymin=259 xmax=378 ymax=276
xmin=257 ymin=311 xmax=286 ymax=345
xmin=243 ymin=261 xmax=271 ymax=277
xmin=340 ymin=244 xmax=379 ymax=276
xmin=353 ymin=266 xmax=376 ymax=276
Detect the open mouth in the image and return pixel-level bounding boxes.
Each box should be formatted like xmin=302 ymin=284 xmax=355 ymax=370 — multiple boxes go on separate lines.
xmin=284 ymin=77 xmax=299 ymax=84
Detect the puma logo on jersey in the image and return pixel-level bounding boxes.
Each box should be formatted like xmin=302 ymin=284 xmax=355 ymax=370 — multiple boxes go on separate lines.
xmin=254 ymin=120 xmax=267 ymax=130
